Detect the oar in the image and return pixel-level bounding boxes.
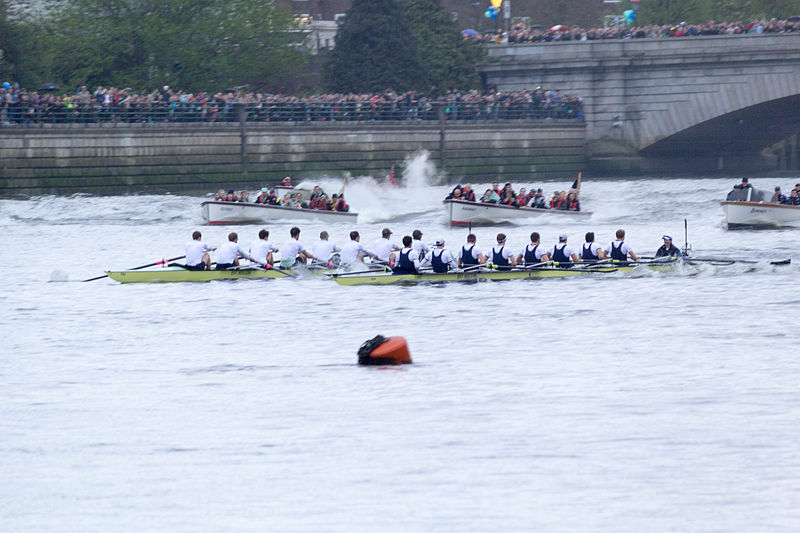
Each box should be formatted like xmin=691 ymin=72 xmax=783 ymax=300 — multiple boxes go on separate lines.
xmin=84 ymin=255 xmax=186 ymax=282
xmin=330 ymin=267 xmax=390 ymax=277
xmin=685 ymin=257 xmax=790 ymax=266
xmin=245 ymin=263 xmax=297 ymax=277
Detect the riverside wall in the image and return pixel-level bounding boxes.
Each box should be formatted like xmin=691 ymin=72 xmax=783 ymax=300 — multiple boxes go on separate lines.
xmin=0 ymin=121 xmax=585 ymax=196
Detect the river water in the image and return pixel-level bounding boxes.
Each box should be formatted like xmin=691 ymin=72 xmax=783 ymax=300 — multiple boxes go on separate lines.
xmin=2 ymin=171 xmax=799 ymax=532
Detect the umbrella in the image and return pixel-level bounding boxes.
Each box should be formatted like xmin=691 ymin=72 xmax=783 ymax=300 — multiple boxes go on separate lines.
xmin=788 ymin=15 xmax=800 ymax=21
xmin=461 ymin=29 xmax=478 ymax=36
xmin=38 ymin=82 xmax=61 ymax=92
xmin=550 ymin=24 xmax=569 ymax=31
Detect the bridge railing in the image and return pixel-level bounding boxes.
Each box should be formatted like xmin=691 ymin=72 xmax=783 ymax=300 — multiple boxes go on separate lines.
xmin=0 ymin=100 xmax=583 ymax=127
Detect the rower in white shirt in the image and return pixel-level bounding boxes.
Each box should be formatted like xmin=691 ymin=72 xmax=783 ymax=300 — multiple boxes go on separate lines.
xmin=516 ymin=231 xmax=551 ymax=265
xmin=411 ymin=229 xmax=430 ymax=262
xmin=372 ymin=227 xmax=401 ymax=263
xmin=340 ymin=231 xmax=379 ymax=266
xmin=185 ymin=230 xmax=216 ymax=271
xmin=425 ymin=238 xmax=458 ymax=273
xmin=280 ymin=226 xmax=319 ymax=268
xmin=249 ymin=229 xmax=278 ymax=266
xmin=579 ymin=231 xmax=607 ymax=262
xmin=551 ymin=233 xmax=580 ymax=267
xmin=606 ymin=229 xmax=639 ymax=263
xmin=311 ymin=231 xmax=340 ymax=265
xmin=490 ymin=233 xmax=517 ymax=270
xmin=392 ymin=235 xmax=421 ymax=274
xmin=215 ymin=232 xmax=255 ymax=270
xmin=457 ymin=233 xmax=487 ymax=268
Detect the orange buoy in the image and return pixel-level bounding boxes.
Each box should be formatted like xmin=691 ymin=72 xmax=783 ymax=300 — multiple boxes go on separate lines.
xmin=358 ymin=335 xmax=412 ymax=365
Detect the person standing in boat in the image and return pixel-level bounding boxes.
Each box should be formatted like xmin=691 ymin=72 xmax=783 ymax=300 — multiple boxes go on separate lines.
xmin=579 ymin=232 xmax=607 ymax=262
xmin=280 ymin=227 xmax=319 ymax=268
xmin=490 ymin=233 xmax=517 ymax=270
xmin=312 ymin=231 xmax=340 ymax=264
xmin=249 ymin=229 xmax=278 ymax=266
xmin=373 ymin=228 xmax=401 ymax=264
xmin=458 ymin=234 xmax=487 ymax=268
xmin=340 ymin=231 xmax=379 ymax=266
xmin=517 ymin=232 xmax=551 ymax=265
xmin=215 ymin=232 xmax=256 ymax=270
xmin=425 ymin=238 xmax=458 ymax=273
xmin=606 ymin=229 xmax=639 ymax=263
xmin=185 ymin=231 xmax=216 ymax=271
xmin=392 ymin=236 xmax=421 ymax=275
xmin=411 ymin=229 xmax=429 ymax=262
xmin=655 ymin=235 xmax=682 ymax=258
xmin=551 ymin=233 xmax=579 ymax=267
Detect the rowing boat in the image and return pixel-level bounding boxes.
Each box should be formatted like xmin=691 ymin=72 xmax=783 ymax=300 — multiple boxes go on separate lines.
xmin=445 ymin=199 xmax=592 ymax=226
xmin=332 ymin=266 xmax=619 ymax=285
xmin=106 ymin=265 xmax=296 ymax=283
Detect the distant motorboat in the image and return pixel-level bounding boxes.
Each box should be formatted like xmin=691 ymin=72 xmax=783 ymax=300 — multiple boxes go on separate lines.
xmin=721 ymin=185 xmax=800 ymax=228
xmin=444 ymin=199 xmax=591 ymax=226
xmin=202 ymin=201 xmax=357 ymax=225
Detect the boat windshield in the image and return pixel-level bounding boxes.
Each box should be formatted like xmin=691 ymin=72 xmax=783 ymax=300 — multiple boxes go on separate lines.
xmin=726 ymin=187 xmax=765 ymax=202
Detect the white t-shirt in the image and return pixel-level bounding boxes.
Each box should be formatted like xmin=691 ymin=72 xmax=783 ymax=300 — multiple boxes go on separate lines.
xmin=519 ymin=243 xmax=547 ymax=262
xmin=217 ymin=241 xmax=250 ymax=264
xmin=185 ymin=240 xmax=213 ymax=267
xmin=312 ymin=240 xmax=340 ymax=262
xmin=458 ymin=243 xmax=483 ymax=262
xmin=412 ymin=239 xmax=430 ymax=260
xmin=372 ymin=237 xmax=398 ymax=261
xmin=580 ymin=242 xmax=604 ymax=259
xmin=606 ymin=240 xmax=633 ymax=257
xmin=249 ymin=239 xmax=278 ymax=264
xmin=340 ymin=240 xmax=372 ymax=265
xmin=280 ymin=239 xmax=306 ymax=264
xmin=427 ymin=248 xmax=457 ymax=269
xmin=491 ymin=244 xmax=514 ymax=263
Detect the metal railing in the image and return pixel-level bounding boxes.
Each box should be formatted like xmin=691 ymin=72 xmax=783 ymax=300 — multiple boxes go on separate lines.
xmin=0 ymin=100 xmax=583 ymax=127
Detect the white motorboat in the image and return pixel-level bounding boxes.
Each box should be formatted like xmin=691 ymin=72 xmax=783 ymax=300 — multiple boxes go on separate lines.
xmin=444 ymin=199 xmax=591 ymax=226
xmin=721 ymin=200 xmax=800 ymax=229
xmin=202 ymin=201 xmax=357 ymax=225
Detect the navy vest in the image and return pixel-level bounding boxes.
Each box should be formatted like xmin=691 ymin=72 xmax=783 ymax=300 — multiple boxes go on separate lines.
xmin=524 ymin=244 xmax=540 ymax=263
xmin=610 ymin=241 xmax=627 ymax=262
xmin=552 ymin=243 xmax=572 ymax=266
xmin=393 ymin=249 xmax=417 ymax=274
xmin=582 ymin=242 xmax=599 ymax=261
xmin=431 ymin=249 xmax=449 ymax=273
xmin=493 ymin=245 xmax=510 ymax=270
xmin=461 ymin=244 xmax=478 ymax=265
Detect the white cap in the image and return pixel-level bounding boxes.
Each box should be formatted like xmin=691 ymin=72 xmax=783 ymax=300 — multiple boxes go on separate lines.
xmin=559 ymin=233 xmax=568 ymax=241
xmin=435 ymin=238 xmax=445 ymax=246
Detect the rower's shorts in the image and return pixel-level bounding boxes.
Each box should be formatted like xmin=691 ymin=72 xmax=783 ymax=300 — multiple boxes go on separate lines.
xmin=215 ymin=263 xmax=235 ymax=270
xmin=185 ymin=263 xmax=206 ymax=271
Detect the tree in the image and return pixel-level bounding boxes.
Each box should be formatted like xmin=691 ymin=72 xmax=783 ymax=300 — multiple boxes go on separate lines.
xmin=16 ymin=0 xmax=306 ymax=92
xmin=402 ymin=0 xmax=484 ymax=93
xmin=323 ymin=0 xmax=425 ymax=93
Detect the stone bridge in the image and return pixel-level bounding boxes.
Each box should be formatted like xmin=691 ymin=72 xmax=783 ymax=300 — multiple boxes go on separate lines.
xmin=480 ymin=33 xmax=800 ymax=173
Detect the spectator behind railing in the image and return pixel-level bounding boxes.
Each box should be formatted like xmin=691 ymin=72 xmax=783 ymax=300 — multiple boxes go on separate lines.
xmin=0 ymin=84 xmax=582 ymax=125
xmin=468 ymin=18 xmax=800 ymax=45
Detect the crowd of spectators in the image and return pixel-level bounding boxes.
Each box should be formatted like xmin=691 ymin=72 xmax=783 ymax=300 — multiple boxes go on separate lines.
xmin=214 ymin=184 xmax=350 ymax=212
xmin=445 ymin=181 xmax=581 ymax=211
xmin=469 ymin=18 xmax=800 ymax=45
xmin=0 ymin=83 xmax=582 ymax=125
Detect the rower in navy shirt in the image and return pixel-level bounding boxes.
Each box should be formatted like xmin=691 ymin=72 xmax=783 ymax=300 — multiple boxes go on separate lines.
xmin=392 ymin=235 xmax=420 ymax=275
xmin=490 ymin=233 xmax=516 ymax=270
xmin=426 ymin=238 xmax=458 ymax=273
xmin=516 ymin=231 xmax=551 ymax=265
xmin=458 ymin=233 xmax=487 ymax=267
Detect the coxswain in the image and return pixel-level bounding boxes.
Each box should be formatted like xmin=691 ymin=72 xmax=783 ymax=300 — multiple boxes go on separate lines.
xmin=551 ymin=233 xmax=579 ymax=267
xmin=312 ymin=231 xmax=340 ymax=265
xmin=411 ymin=229 xmax=429 ymax=261
xmin=340 ymin=231 xmax=379 ymax=266
xmin=215 ymin=232 xmax=255 ymax=270
xmin=279 ymin=226 xmax=318 ymax=268
xmin=490 ymin=233 xmax=517 ymax=270
xmin=606 ymin=229 xmax=639 ymax=263
xmin=458 ymin=233 xmax=487 ymax=268
xmin=580 ymin=232 xmax=607 ymax=262
xmin=372 ymin=228 xmax=401 ymax=263
xmin=426 ymin=238 xmax=458 ymax=273
xmin=655 ymin=235 xmax=682 ymax=258
xmin=516 ymin=231 xmax=551 ymax=266
xmin=185 ymin=230 xmax=216 ymax=271
xmin=392 ymin=236 xmax=420 ymax=275
xmin=249 ymin=229 xmax=278 ymax=266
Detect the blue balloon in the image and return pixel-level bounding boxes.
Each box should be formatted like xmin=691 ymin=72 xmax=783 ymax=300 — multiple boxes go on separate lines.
xmin=2 ymin=82 xmax=10 ymax=89
xmin=484 ymin=10 xmax=492 ymax=18
xmin=491 ymin=12 xmax=497 ymax=20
